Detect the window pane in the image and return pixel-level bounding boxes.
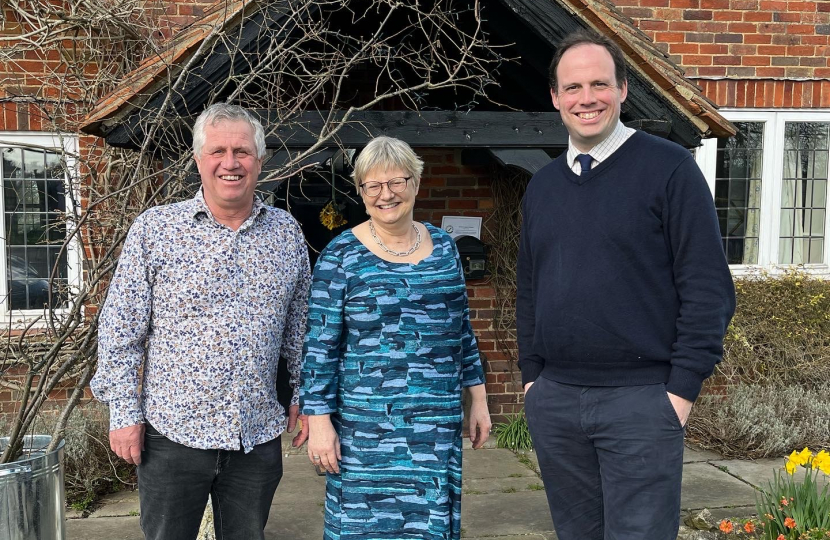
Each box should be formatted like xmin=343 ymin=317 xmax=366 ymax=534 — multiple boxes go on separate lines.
xmin=779 ymin=122 xmax=829 ymax=264
xmin=716 ymin=122 xmax=764 ymax=264
xmin=23 ymin=150 xmax=46 ymax=179
xmin=2 ymin=148 xmax=22 ymax=178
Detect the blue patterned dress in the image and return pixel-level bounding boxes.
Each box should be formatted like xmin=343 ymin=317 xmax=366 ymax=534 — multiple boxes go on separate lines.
xmin=300 ymin=223 xmax=485 ymax=540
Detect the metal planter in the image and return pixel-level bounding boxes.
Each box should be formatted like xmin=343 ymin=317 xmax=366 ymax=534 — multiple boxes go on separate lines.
xmin=0 ymin=435 xmax=66 ymax=540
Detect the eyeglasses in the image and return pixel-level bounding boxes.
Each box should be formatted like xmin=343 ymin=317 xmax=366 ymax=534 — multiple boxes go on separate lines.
xmin=359 ymin=176 xmax=411 ymax=197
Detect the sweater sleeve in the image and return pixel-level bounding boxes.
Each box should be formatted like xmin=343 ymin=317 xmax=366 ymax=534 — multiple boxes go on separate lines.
xmin=516 ymin=192 xmax=545 ymax=386
xmin=663 ymin=157 xmax=736 ymax=402
xmin=299 ymin=243 xmax=347 ymax=415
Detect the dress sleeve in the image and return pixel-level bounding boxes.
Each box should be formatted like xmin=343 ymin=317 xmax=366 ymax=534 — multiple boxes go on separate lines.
xmin=300 ymin=243 xmax=347 ymax=415
xmin=91 ymin=212 xmax=152 ymax=430
xmin=450 ymin=236 xmax=485 ymax=388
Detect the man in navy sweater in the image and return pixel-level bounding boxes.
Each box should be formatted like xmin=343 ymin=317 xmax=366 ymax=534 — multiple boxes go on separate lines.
xmin=517 ymin=29 xmax=735 ymax=540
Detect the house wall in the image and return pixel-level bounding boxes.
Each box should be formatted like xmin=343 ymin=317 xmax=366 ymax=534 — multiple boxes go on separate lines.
xmin=614 ymin=0 xmax=830 ymax=107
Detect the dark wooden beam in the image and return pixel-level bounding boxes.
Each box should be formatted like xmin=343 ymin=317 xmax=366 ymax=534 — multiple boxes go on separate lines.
xmin=264 ymin=110 xmax=569 ymax=148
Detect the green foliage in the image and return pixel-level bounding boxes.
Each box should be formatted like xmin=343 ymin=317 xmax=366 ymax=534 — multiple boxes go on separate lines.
xmin=689 ymin=270 xmax=830 ymax=458
xmin=719 ymin=269 xmax=830 ymax=387
xmin=754 ymin=450 xmax=830 ymax=539
xmin=688 ymin=383 xmax=830 ymax=459
xmin=493 ymin=412 xmax=533 ymax=451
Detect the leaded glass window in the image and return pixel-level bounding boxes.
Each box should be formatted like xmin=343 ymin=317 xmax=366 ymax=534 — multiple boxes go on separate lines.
xmin=715 ymin=122 xmax=764 ymax=264
xmin=1 ymin=147 xmax=69 ymax=311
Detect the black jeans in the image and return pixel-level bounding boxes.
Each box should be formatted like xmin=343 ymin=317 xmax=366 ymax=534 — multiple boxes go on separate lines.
xmin=525 ymin=377 xmax=686 ymax=540
xmin=137 ymin=425 xmax=283 ymax=540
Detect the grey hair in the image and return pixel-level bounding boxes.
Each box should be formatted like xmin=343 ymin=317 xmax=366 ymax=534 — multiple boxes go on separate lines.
xmin=192 ymin=103 xmax=266 ymax=159
xmin=351 ymin=136 xmax=424 ymax=191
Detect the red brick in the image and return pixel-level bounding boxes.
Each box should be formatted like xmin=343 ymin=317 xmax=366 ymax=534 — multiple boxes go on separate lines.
xmin=787 ymin=24 xmax=815 ymax=34
xmin=728 ymin=22 xmax=758 ymax=32
xmin=759 ymin=0 xmax=787 ymax=9
xmin=731 ymin=0 xmax=758 ymax=8
xmin=745 ymin=33 xmax=773 ymax=43
xmin=759 ymin=22 xmax=788 ymax=33
xmin=713 ymin=55 xmax=742 ymax=65
xmin=774 ymin=12 xmax=802 ymax=22
xmin=820 ymin=81 xmax=830 ymax=106
xmin=621 ymin=7 xmax=655 ymax=17
xmin=787 ymin=1 xmax=815 ymax=11
xmin=461 ymin=188 xmax=492 ymax=197
xmin=641 ymin=0 xmax=670 ymax=6
xmin=714 ymin=10 xmax=743 ymax=20
xmin=448 ymin=199 xmax=478 ymax=210
xmin=699 ymin=43 xmax=728 ymax=54
xmin=697 ymin=66 xmax=728 ymax=76
xmin=741 ymin=11 xmax=772 ymax=23
xmin=773 ymin=81 xmax=786 ymax=107
xmin=429 ymin=165 xmax=460 ymax=175
xmin=699 ymin=21 xmax=729 ymax=32
xmin=701 ymin=0 xmax=729 ymax=7
xmin=656 ymin=31 xmax=687 ymax=41
xmin=419 ymin=177 xmax=446 ymax=188
xmin=640 ymin=19 xmax=670 ymax=30
xmin=730 ymin=44 xmax=758 ymax=54
xmin=787 ymin=45 xmax=816 ymax=55
xmin=670 ymin=42 xmax=700 ymax=53
xmin=783 ymin=81 xmax=794 ymax=107
xmin=669 ymin=21 xmax=700 ymax=30
xmin=669 ymin=0 xmax=700 ymax=7
xmin=757 ymin=44 xmax=787 ymax=54
xmin=743 ymin=56 xmax=771 ymax=65
xmin=819 ymin=2 xmax=830 ymax=12
xmin=684 ymin=9 xmax=713 ymax=19
xmin=804 ymin=35 xmax=829 ymax=45
xmin=753 ymin=67 xmax=784 ymax=77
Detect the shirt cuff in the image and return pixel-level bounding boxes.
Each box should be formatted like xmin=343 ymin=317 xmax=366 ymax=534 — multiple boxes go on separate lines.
xmin=108 ymin=399 xmax=145 ymax=431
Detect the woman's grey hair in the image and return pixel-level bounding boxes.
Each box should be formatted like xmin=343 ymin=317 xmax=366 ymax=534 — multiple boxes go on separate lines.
xmin=351 ymin=136 xmax=424 ymax=191
xmin=192 ymin=103 xmax=267 ymax=159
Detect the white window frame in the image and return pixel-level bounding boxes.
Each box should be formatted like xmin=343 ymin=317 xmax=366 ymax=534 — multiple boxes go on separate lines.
xmin=0 ymin=132 xmax=82 ymax=325
xmin=696 ymin=109 xmax=830 ymax=277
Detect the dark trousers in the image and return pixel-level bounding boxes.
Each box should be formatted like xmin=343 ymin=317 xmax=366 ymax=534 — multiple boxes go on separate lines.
xmin=137 ymin=425 xmax=283 ymax=540
xmin=524 ymin=377 xmax=686 ymax=540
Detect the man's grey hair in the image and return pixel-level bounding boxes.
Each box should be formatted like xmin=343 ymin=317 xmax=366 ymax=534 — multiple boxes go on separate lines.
xmin=192 ymin=103 xmax=267 ymax=159
xmin=351 ymin=136 xmax=424 ymax=191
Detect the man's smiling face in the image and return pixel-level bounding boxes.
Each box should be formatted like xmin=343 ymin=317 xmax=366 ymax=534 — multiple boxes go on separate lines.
xmin=551 ymin=43 xmax=628 ymax=153
xmin=194 ymin=119 xmax=262 ymax=214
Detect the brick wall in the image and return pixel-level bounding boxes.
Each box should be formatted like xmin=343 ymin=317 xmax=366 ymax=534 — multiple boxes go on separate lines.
xmin=415 ymin=149 xmax=524 ymax=421
xmin=614 ymin=0 xmax=830 ymax=107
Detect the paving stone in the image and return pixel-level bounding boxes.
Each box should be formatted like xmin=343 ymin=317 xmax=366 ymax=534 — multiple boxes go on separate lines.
xmin=464 ymin=448 xmax=536 ymax=479
xmin=710 ymin=458 xmax=829 ymax=491
xmin=461 ymin=490 xmax=554 ymax=538
xmin=65 ymin=515 xmax=143 ymax=540
xmin=684 ymin=445 xmax=723 ymax=463
xmin=89 ymin=489 xmax=140 ymax=518
xmin=681 ymin=462 xmax=758 ymax=510
xmin=463 ymin=476 xmax=545 ymax=494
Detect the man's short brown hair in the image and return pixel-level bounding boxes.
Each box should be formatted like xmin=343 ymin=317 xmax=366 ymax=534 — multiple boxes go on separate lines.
xmin=549 ymin=29 xmax=628 ymax=93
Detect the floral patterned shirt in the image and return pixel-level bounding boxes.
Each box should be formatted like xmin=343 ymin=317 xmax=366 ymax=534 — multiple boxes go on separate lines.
xmin=92 ymin=190 xmax=310 ymax=452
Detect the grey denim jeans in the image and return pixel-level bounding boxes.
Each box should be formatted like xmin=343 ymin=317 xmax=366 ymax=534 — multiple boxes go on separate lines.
xmin=137 ymin=425 xmax=283 ymax=540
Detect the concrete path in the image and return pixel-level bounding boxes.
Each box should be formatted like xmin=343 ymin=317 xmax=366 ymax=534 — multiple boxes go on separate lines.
xmin=66 ymin=443 xmax=786 ymax=539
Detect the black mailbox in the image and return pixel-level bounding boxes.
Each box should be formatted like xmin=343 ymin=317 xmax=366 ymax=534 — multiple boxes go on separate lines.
xmin=454 ymin=235 xmax=489 ymax=280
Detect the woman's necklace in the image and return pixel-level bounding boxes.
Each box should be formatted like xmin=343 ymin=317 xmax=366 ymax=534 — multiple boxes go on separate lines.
xmin=369 ymin=220 xmax=422 ymax=257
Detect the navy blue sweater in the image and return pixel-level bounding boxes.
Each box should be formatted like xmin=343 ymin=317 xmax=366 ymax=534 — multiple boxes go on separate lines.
xmin=516 ymin=131 xmax=735 ymax=402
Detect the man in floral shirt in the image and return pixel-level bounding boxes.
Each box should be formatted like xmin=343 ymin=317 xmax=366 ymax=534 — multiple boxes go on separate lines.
xmin=92 ymin=103 xmax=311 ymax=540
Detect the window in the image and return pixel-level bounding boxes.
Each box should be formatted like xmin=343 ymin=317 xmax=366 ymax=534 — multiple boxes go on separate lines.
xmin=696 ymin=111 xmax=830 ymax=275
xmin=0 ymin=133 xmax=79 ymax=319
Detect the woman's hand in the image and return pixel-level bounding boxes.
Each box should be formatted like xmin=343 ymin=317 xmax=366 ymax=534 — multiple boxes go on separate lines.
xmin=468 ymin=385 xmax=492 ymax=450
xmin=307 ymin=414 xmax=341 ymax=474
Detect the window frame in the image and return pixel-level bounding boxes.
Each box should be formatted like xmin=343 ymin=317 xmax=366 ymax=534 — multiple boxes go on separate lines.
xmin=696 ymin=109 xmax=830 ymax=277
xmin=0 ymin=132 xmax=82 ymax=324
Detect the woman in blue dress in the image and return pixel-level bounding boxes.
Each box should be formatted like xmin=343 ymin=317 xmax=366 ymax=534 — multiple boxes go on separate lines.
xmin=300 ymin=136 xmax=491 ymax=540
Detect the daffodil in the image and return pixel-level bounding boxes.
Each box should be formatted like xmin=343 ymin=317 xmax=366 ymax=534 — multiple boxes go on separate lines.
xmin=789 ymin=447 xmax=812 ymax=467
xmin=786 ymin=458 xmax=798 ymax=475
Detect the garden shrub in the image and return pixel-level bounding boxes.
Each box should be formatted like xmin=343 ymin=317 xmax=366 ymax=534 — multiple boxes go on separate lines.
xmin=687 ymin=270 xmax=830 ymax=458
xmin=1 ymin=402 xmax=135 ymax=511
